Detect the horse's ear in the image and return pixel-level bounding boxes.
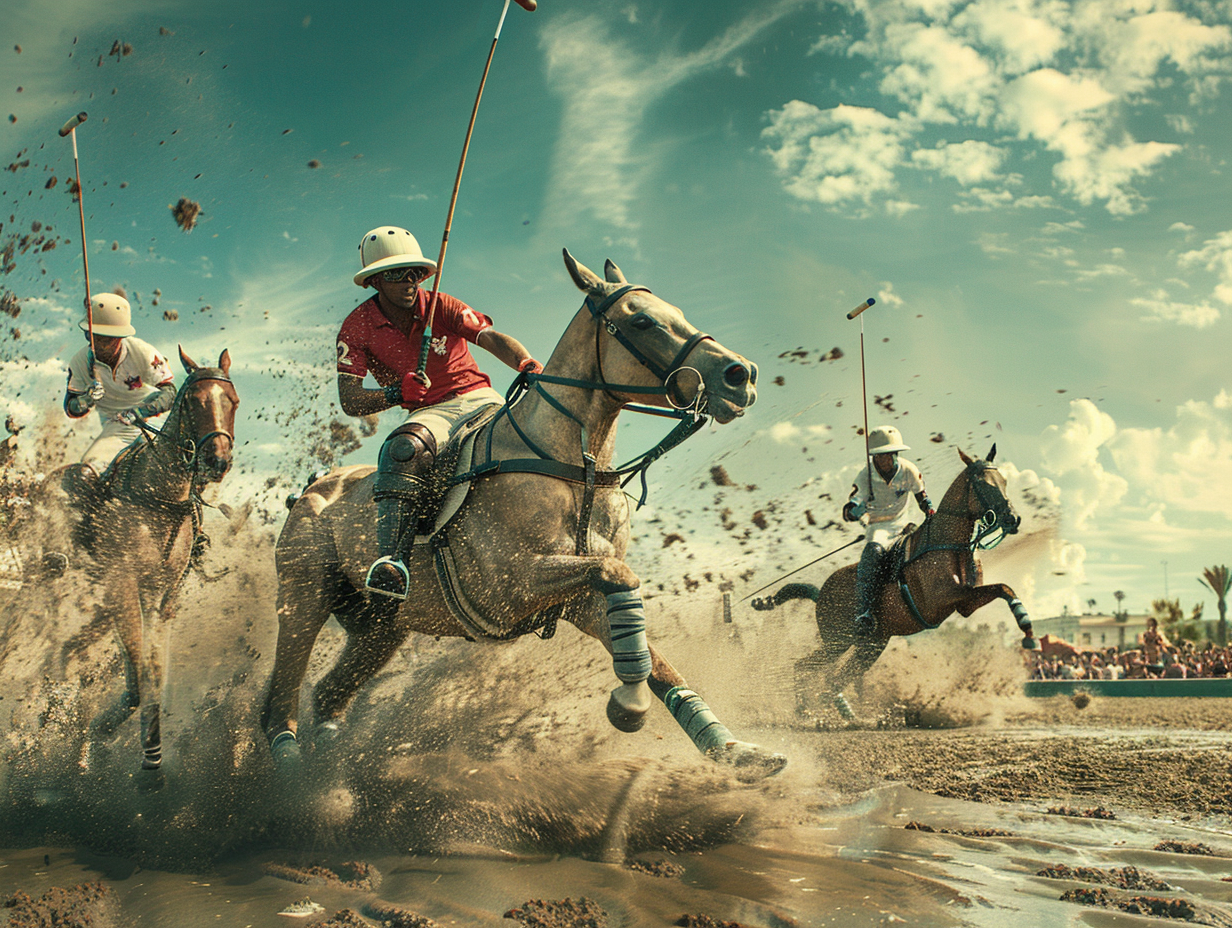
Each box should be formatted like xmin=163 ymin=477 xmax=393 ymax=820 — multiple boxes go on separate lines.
xmin=603 ymin=258 xmax=628 ymax=284
xmin=987 ymin=443 xmax=997 ymax=462
xmin=958 ymin=447 xmax=973 ymax=466
xmin=179 ymin=345 xmax=199 ymax=373
xmin=563 ymin=248 xmax=603 ymax=293
xmin=218 ymin=349 xmax=231 ymax=375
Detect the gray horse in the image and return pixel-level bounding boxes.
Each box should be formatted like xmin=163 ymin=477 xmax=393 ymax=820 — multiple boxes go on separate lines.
xmin=262 ymin=251 xmax=786 ymax=779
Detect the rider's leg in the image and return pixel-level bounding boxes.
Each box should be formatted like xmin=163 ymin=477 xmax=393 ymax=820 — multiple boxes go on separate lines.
xmin=854 ymin=536 xmax=886 ymax=637
xmin=366 ymin=421 xmax=437 ymax=599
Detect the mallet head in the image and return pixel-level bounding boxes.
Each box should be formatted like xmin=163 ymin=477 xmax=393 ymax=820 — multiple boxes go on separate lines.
xmin=513 ymin=0 xmax=537 ymax=9
xmin=846 ymin=297 xmax=875 ymax=320
xmin=58 ymin=112 xmax=88 ymax=137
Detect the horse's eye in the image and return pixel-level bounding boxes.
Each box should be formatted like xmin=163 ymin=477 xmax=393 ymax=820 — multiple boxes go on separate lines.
xmin=629 ymin=313 xmax=656 ymax=331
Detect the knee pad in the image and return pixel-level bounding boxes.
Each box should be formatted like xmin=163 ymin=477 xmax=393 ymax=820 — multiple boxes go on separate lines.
xmin=375 ymin=423 xmax=438 ymax=500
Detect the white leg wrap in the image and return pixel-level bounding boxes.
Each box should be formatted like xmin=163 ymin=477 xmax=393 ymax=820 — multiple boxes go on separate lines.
xmin=606 ymin=590 xmax=651 ymax=684
xmin=664 ymin=686 xmax=734 ymax=754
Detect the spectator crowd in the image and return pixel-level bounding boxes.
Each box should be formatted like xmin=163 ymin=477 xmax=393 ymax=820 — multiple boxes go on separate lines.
xmin=1027 ymin=618 xmax=1232 ymax=680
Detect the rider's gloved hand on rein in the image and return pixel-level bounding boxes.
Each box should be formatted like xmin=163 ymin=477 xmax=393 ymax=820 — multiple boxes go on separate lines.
xmin=399 ymin=370 xmax=432 ymax=406
xmin=113 ymin=409 xmax=140 ymax=426
xmin=518 ymin=357 xmax=543 ymax=376
xmin=843 ymin=500 xmax=866 ymax=522
xmin=87 ymin=381 xmax=105 ymax=405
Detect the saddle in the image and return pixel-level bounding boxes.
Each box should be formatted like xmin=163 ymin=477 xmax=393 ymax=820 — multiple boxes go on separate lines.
xmin=405 ymin=402 xmax=504 ymax=544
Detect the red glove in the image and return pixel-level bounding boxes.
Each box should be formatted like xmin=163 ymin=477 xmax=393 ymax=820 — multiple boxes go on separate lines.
xmin=400 ymin=370 xmax=431 ymax=405
xmin=518 ymin=357 xmax=543 ymax=375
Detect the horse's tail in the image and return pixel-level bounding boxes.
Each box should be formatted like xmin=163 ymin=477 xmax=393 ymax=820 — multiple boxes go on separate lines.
xmin=750 ymin=582 xmax=821 ymax=611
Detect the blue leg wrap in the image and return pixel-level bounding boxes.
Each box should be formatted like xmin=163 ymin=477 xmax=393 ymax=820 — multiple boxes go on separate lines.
xmin=663 ymin=685 xmax=734 ymax=754
xmin=606 ymin=590 xmax=651 ymax=684
xmin=1008 ymin=597 xmax=1030 ymax=626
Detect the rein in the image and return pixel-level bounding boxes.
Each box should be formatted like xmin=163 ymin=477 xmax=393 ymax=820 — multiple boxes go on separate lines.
xmin=905 ymin=461 xmax=1009 ymax=568
xmin=108 ymin=367 xmax=235 ymax=579
xmin=456 ymin=284 xmax=712 ymax=507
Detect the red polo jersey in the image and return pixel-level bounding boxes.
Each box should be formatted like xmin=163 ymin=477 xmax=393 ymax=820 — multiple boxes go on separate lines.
xmin=336 ymin=291 xmax=493 ymax=407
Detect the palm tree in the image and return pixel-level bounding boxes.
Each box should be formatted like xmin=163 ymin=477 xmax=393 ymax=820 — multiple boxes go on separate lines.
xmin=1113 ymin=590 xmax=1126 ymax=621
xmin=1199 ymin=565 xmax=1230 ymax=646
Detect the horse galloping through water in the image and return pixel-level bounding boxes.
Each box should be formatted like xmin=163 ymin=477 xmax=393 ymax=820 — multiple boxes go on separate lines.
xmin=77 ymin=348 xmax=238 ymax=777
xmin=753 ymin=446 xmax=1037 ymax=718
xmin=261 ymin=250 xmax=786 ymax=779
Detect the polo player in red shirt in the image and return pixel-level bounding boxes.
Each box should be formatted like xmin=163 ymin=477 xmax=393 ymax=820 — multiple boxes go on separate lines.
xmin=337 ymin=226 xmax=540 ymax=600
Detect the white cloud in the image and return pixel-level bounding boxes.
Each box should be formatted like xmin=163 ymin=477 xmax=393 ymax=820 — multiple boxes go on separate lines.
xmin=1039 ymin=398 xmax=1128 ymax=529
xmin=541 ymin=3 xmax=806 ymax=235
xmin=771 ymin=1 xmax=1225 ymax=215
xmin=876 ymin=281 xmax=904 ymax=307
xmin=877 ymin=22 xmax=1000 ymax=123
xmin=951 ymin=0 xmax=1066 ymax=74
xmin=911 ymin=139 xmax=1007 ymax=184
xmin=1178 ymin=230 xmax=1232 ymax=306
xmin=1132 ymin=295 xmax=1220 ymax=328
xmin=1109 ymin=393 xmax=1232 ymax=519
xmin=762 ymin=102 xmax=911 ymax=207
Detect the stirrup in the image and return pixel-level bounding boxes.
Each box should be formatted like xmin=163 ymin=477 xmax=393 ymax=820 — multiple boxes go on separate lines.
xmin=365 ymin=556 xmax=410 ymax=600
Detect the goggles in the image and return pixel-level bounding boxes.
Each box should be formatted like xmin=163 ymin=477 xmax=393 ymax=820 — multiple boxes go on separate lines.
xmin=379 ymin=266 xmax=431 ymax=284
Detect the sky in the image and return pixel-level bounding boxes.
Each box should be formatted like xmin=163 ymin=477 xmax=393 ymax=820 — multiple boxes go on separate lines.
xmin=2 ymin=0 xmax=1231 ymax=625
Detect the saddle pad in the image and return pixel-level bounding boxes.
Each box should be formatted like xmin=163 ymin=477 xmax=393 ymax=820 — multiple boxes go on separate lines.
xmin=409 ymin=404 xmax=499 ymax=547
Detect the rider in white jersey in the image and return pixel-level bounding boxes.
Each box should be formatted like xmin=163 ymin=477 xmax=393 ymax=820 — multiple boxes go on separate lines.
xmin=63 ymin=293 xmax=175 ymax=493
xmin=842 ymin=425 xmax=933 ymax=636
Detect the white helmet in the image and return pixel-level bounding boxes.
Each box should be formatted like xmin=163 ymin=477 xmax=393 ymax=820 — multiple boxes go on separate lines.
xmin=868 ymin=425 xmax=909 ymax=454
xmin=354 ymin=226 xmax=438 ymax=287
xmin=80 ymin=292 xmax=135 ymax=337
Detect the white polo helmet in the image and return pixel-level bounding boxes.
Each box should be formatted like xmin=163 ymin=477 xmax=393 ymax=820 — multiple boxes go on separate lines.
xmin=868 ymin=425 xmax=909 ymax=453
xmin=80 ymin=292 xmax=135 ymax=337
xmin=354 ymin=226 xmax=438 ymax=287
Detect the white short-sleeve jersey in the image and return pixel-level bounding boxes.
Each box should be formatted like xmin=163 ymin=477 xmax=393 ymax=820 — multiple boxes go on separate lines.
xmin=67 ymin=337 xmax=174 ymax=421
xmin=848 ymin=457 xmax=926 ymax=526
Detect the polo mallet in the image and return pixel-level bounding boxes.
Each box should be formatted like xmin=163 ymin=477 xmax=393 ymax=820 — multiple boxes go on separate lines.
xmin=59 ymin=111 xmax=94 ymax=379
xmin=847 ymin=297 xmax=876 ymax=502
xmin=415 ymin=0 xmax=537 ymax=381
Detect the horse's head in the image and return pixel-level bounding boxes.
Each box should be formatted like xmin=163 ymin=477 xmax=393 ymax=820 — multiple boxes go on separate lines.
xmin=175 ymin=347 xmax=238 ymax=482
xmin=562 ymin=250 xmax=757 ymax=423
xmin=957 ymin=443 xmax=1021 ymax=539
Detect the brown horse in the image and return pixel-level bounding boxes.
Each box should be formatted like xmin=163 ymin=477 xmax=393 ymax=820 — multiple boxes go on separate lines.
xmin=752 ymin=446 xmax=1037 ymax=718
xmin=261 ymin=251 xmax=786 ymax=779
xmin=77 ymin=348 xmax=238 ymax=777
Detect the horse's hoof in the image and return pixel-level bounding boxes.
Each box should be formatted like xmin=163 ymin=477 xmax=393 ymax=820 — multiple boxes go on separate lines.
xmin=606 ymin=683 xmax=651 ymax=733
xmin=1022 ymin=636 xmax=1040 ymax=651
xmin=270 ymin=730 xmax=303 ymax=772
xmin=40 ymin=551 xmax=68 ymax=577
xmin=708 ymin=740 xmax=788 ymax=781
xmin=313 ymin=721 xmax=342 ymax=749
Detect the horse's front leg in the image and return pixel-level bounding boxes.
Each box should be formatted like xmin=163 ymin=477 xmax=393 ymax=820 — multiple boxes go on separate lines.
xmin=87 ymin=570 xmax=143 ymax=746
xmin=529 ymin=554 xmax=787 ymax=779
xmin=136 ymin=559 xmax=190 ymax=772
xmin=955 ymin=582 xmax=1037 ymax=649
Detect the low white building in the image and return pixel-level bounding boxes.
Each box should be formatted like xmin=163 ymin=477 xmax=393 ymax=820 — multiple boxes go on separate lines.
xmin=1030 ymin=611 xmax=1152 ymax=651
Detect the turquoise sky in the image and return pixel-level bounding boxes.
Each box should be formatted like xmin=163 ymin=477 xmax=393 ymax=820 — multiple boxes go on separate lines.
xmin=3 ymin=0 xmax=1231 ymax=623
